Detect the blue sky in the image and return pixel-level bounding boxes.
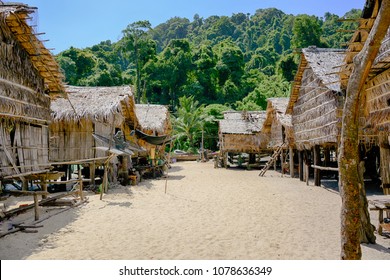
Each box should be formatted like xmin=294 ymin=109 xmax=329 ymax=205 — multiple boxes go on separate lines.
xmin=13 ymin=0 xmax=365 ymax=54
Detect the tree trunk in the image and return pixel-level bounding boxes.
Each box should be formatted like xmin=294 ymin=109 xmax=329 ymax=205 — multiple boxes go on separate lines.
xmin=338 ymin=0 xmax=390 ymax=260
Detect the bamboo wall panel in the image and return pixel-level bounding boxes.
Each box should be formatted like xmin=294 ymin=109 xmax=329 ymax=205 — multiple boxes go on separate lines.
xmin=366 ymin=68 xmax=390 ymax=131
xmin=292 ymin=68 xmax=343 ymax=150
xmin=49 ymin=120 xmax=95 ymax=162
xmin=222 ymin=133 xmax=269 ymax=153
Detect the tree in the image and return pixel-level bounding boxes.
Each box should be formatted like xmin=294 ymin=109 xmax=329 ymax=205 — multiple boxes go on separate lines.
xmin=173 ymin=96 xmax=213 ymax=152
xmin=338 ymin=0 xmax=390 ymax=260
xmin=122 ymin=20 xmax=155 ymax=103
xmin=291 ymin=15 xmax=322 ymax=49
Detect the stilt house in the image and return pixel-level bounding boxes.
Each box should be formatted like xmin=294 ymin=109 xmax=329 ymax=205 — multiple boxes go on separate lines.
xmin=0 ymin=3 xmax=64 ymax=181
xmin=218 ymin=111 xmax=268 ymax=167
xmin=286 ymin=47 xmax=346 ymax=185
xmin=134 ymin=104 xmax=172 ymax=159
xmin=50 ymin=86 xmax=138 ymax=163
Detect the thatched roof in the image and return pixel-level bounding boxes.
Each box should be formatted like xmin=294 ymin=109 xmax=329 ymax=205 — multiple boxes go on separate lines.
xmin=0 ymin=3 xmax=64 ymax=95
xmin=219 ymin=111 xmax=266 ymax=135
xmin=135 ymin=104 xmax=171 ymax=134
xmin=286 ymin=47 xmax=345 ymax=114
xmin=264 ymin=98 xmax=291 ymax=129
xmin=51 ymin=86 xmax=137 ymax=125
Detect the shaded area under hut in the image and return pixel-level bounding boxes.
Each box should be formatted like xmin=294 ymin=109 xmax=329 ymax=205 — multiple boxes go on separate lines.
xmin=218 ymin=111 xmax=269 ymax=168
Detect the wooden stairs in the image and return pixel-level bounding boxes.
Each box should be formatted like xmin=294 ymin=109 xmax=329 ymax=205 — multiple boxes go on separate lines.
xmin=259 ymin=143 xmax=286 ymax=177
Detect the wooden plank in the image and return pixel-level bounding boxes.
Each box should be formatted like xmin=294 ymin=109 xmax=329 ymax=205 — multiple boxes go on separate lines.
xmin=311 ymin=165 xmax=339 ymax=172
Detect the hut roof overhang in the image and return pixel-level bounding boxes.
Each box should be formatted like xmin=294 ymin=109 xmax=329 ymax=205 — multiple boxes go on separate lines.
xmin=0 ymin=3 xmax=64 ymax=95
xmin=286 ymin=47 xmax=346 ymax=114
xmin=219 ymin=111 xmax=266 ymax=135
xmin=51 ymin=86 xmax=137 ymax=125
xmin=135 ymin=104 xmax=171 ymax=134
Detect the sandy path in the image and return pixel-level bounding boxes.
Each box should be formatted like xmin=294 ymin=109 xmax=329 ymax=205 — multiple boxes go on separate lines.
xmin=0 ymin=161 xmax=389 ymax=260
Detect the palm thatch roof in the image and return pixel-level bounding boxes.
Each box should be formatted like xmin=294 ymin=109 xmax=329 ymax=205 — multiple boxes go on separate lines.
xmin=0 ymin=3 xmax=64 ymax=95
xmin=219 ymin=111 xmax=266 ymax=135
xmin=135 ymin=104 xmax=171 ymax=134
xmin=286 ymin=47 xmax=346 ymax=115
xmin=51 ymin=86 xmax=137 ymax=125
xmin=263 ymin=98 xmax=292 ymax=130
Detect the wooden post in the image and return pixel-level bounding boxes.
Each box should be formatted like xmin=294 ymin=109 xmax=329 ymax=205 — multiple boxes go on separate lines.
xmin=223 ymin=152 xmax=228 ymax=168
xmin=274 ymin=149 xmax=277 ymax=171
xmin=78 ymin=166 xmax=84 ymax=201
xmin=281 ymin=149 xmax=284 ymax=177
xmin=33 ymin=193 xmax=39 ymax=221
xmin=89 ymin=161 xmax=95 ymax=186
xmin=298 ymin=150 xmax=303 ymax=181
xmin=41 ymin=180 xmax=48 ymax=199
xmin=314 ymin=145 xmax=321 ymax=186
xmin=289 ymin=146 xmax=294 ymax=178
xmin=324 ymin=147 xmax=331 ymax=167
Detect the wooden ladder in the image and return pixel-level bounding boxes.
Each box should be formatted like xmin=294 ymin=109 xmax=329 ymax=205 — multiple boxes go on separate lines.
xmin=259 ymin=143 xmax=285 ymax=177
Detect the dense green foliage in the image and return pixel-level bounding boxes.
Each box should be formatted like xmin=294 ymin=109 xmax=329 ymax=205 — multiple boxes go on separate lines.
xmin=56 ymin=7 xmax=361 ymax=152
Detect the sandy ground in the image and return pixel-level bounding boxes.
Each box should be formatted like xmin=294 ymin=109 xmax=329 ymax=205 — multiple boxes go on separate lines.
xmin=0 ymin=161 xmax=389 ymax=260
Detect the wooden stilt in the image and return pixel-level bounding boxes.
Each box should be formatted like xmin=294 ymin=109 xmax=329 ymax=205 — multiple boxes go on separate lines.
xmin=33 ymin=193 xmax=39 ymax=221
xmin=314 ymin=145 xmax=321 ymax=186
xmin=78 ymin=166 xmax=84 ymax=201
xmin=299 ymin=150 xmax=303 ymax=181
xmin=289 ymin=146 xmax=294 ymax=178
xmin=281 ymin=149 xmax=284 ymax=177
xmin=89 ymin=161 xmax=95 ymax=186
xmin=273 ymin=151 xmax=277 ymax=171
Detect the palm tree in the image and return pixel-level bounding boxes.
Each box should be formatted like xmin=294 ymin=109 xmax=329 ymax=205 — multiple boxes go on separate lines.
xmin=173 ymin=96 xmax=214 ymax=153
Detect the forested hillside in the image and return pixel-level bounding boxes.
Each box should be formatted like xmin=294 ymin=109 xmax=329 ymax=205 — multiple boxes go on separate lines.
xmin=56 ymin=8 xmax=361 ymax=111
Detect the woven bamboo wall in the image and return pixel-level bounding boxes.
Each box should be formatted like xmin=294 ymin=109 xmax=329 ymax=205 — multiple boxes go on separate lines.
xmin=0 ymin=11 xmax=51 ymax=177
xmin=222 ymin=133 xmax=269 ymax=153
xmin=365 ymin=68 xmax=390 ymax=131
xmin=269 ymin=116 xmax=284 ymax=148
xmin=49 ymin=119 xmax=95 ymax=162
xmin=292 ymin=68 xmax=343 ymax=150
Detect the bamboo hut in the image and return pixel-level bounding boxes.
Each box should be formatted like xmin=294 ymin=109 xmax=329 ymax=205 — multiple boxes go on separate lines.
xmin=50 ymin=86 xmax=138 ymax=184
xmin=218 ymin=111 xmax=268 ymax=167
xmin=286 ymin=47 xmax=346 ymax=185
xmin=341 ymin=0 xmax=390 ymax=194
xmin=262 ymin=98 xmax=294 ymax=176
xmin=134 ymin=104 xmax=172 ymax=161
xmin=0 ymin=3 xmax=64 ymax=186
